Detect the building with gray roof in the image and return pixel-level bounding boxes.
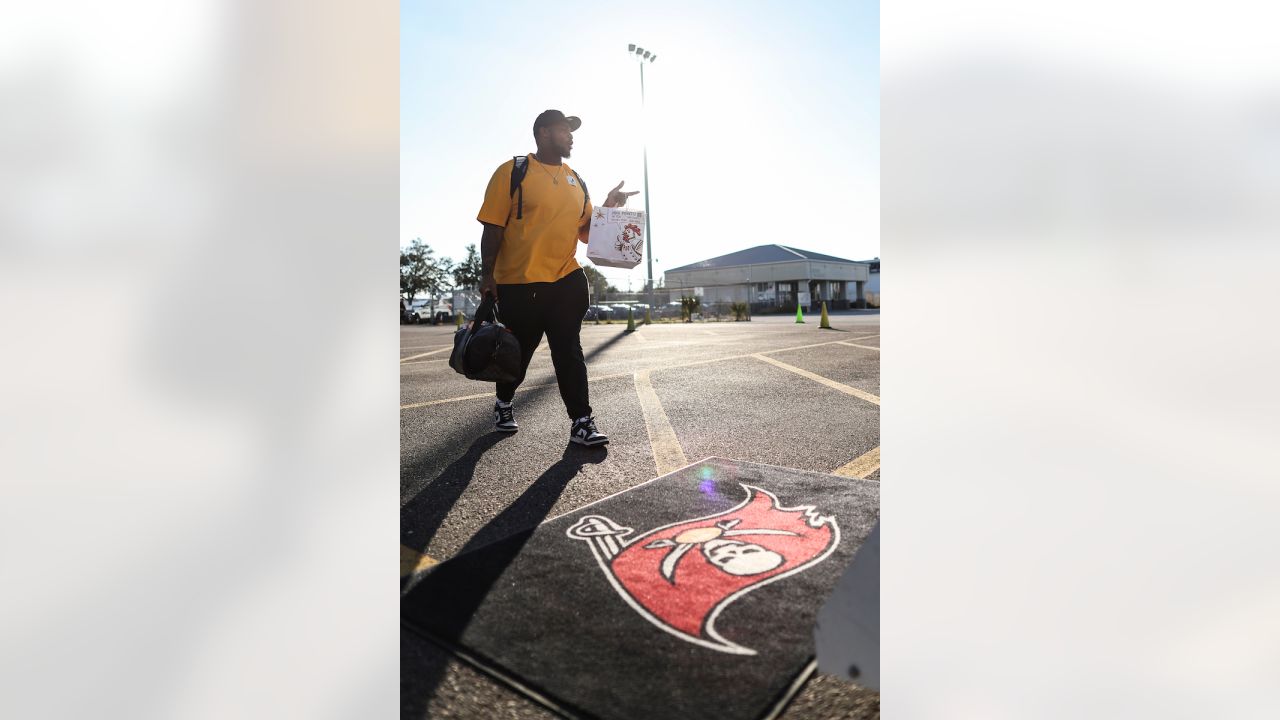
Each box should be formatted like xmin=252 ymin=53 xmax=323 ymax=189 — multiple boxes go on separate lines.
xmin=663 ymin=245 xmax=873 ymax=311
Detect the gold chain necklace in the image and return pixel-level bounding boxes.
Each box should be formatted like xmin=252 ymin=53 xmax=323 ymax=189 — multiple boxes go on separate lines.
xmin=534 ymin=157 xmax=563 ymax=185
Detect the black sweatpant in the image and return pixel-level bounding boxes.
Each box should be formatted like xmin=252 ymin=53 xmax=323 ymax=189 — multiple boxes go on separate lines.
xmin=495 ymin=269 xmax=591 ymax=420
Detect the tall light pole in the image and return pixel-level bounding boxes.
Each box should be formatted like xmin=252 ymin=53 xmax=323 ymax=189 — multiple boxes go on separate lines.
xmin=628 ymin=44 xmax=657 ymax=315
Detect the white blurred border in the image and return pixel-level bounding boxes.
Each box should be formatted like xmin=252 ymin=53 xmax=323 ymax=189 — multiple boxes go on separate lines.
xmin=7 ymin=1 xmax=1280 ymax=717
xmin=0 ymin=2 xmax=397 ymax=718
xmin=885 ymin=1 xmax=1280 ymax=718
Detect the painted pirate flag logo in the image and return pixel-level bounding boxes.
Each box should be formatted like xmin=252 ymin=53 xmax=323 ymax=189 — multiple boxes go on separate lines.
xmin=566 ymin=485 xmax=839 ymax=655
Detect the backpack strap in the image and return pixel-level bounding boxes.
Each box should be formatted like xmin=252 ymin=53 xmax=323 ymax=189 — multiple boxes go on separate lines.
xmin=569 ymin=168 xmax=589 ymax=218
xmin=509 ymin=156 xmax=588 ymax=220
xmin=509 ymin=155 xmax=529 ymax=220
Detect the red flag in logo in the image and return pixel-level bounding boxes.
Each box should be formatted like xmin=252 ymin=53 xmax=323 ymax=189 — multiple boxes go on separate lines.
xmin=567 ymin=484 xmax=839 ymax=655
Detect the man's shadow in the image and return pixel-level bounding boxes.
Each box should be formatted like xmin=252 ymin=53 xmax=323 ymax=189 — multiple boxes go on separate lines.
xmin=401 ymin=443 xmax=607 ymax=715
xmin=400 ymin=324 xmax=633 ymax=558
xmin=400 ymin=429 xmax=510 ymax=564
xmin=400 ymin=326 xmax=631 ymax=715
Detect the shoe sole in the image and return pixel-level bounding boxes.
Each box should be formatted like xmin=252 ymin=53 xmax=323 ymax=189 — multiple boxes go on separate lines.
xmin=495 ymin=424 xmax=518 ymax=432
xmin=570 ymin=435 xmax=609 ymax=446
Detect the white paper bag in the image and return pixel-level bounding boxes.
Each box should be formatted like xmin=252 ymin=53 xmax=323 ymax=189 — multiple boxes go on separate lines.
xmin=586 ymin=207 xmax=646 ymax=269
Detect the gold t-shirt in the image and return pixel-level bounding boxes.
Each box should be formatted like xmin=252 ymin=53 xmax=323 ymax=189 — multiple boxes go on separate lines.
xmin=477 ymin=155 xmax=593 ymax=284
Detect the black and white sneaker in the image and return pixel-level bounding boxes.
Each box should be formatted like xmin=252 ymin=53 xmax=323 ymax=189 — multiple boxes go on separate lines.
xmin=494 ymin=401 xmax=518 ymax=432
xmin=570 ymin=416 xmax=608 ymax=446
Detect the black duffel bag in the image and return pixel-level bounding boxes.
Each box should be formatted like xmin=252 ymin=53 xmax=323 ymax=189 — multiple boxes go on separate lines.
xmin=449 ymin=296 xmax=522 ymax=382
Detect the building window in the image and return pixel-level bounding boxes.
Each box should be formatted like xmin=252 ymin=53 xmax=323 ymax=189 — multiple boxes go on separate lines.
xmin=776 ymin=282 xmax=794 ymax=306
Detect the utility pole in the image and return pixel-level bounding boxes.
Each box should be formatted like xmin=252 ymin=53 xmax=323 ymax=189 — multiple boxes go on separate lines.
xmin=628 ymin=44 xmax=657 ymax=314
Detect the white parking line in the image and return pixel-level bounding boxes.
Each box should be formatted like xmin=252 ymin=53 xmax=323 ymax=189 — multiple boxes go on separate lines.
xmin=756 ymin=339 xmax=852 ymax=355
xmin=401 ymin=391 xmax=496 ymax=409
xmin=634 ymin=369 xmax=688 ymax=475
xmin=401 ymin=347 xmax=452 ymax=363
xmin=752 ymin=354 xmax=880 ymax=406
xmin=398 ymin=371 xmax=637 ymax=410
xmin=833 ymin=446 xmax=880 ymax=479
xmin=837 ymin=342 xmax=880 ymax=352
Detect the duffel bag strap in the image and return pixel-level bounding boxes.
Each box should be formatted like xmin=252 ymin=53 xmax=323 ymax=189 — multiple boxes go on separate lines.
xmin=472 ymin=295 xmax=496 ymax=327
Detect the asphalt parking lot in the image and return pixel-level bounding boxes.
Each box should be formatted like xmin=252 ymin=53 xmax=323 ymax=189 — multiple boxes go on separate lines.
xmin=401 ymin=310 xmax=880 ymax=719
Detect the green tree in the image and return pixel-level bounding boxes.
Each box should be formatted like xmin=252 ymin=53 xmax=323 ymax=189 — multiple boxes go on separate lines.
xmin=452 ymin=244 xmax=483 ymax=289
xmin=400 ymin=238 xmax=432 ymax=303
xmin=427 ymin=255 xmax=454 ymax=318
xmin=680 ymin=294 xmax=701 ymax=323
xmin=401 ymin=238 xmax=454 ymax=319
xmin=581 ymin=265 xmax=620 ymax=301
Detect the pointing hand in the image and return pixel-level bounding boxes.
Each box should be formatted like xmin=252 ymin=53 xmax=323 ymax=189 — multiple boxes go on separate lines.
xmin=604 ymin=181 xmax=640 ymax=208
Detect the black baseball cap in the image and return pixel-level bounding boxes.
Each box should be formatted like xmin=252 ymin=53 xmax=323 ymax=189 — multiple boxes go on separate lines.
xmin=533 ymin=109 xmax=581 ymax=134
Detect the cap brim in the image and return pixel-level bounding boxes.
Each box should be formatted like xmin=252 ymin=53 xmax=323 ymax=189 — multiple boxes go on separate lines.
xmin=565 ymin=115 xmax=581 ymax=131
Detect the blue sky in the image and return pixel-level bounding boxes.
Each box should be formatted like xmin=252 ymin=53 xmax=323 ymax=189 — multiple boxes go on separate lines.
xmin=402 ymin=0 xmax=879 ymax=289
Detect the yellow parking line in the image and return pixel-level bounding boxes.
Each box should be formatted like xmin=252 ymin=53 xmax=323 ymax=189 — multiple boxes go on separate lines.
xmin=837 ymin=342 xmax=880 ymax=352
xmin=401 ymin=347 xmax=452 ymax=363
xmin=634 ymin=369 xmax=688 ymax=475
xmin=752 ymin=354 xmax=880 ymax=406
xmin=400 ymin=544 xmax=439 ymax=577
xmin=833 ymin=446 xmax=880 ymax=479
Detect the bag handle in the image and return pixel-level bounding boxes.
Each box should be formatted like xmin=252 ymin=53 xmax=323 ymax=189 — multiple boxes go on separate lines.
xmin=470 ymin=294 xmax=502 ymax=330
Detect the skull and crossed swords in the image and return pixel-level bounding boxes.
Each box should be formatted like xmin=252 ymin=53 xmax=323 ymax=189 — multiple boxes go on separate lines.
xmin=569 ymin=515 xmax=797 ymax=584
xmin=644 ymin=518 xmax=796 ymax=582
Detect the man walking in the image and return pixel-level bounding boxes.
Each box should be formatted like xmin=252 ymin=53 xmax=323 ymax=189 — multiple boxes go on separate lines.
xmin=476 ymin=109 xmax=636 ymax=446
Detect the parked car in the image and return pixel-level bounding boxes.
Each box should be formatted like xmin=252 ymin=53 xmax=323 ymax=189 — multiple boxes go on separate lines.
xmin=658 ymin=301 xmax=683 ymax=318
xmin=401 ymin=303 xmax=419 ymax=324
xmin=403 ymin=300 xmax=432 ymax=324
xmin=584 ymin=305 xmax=613 ymax=321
